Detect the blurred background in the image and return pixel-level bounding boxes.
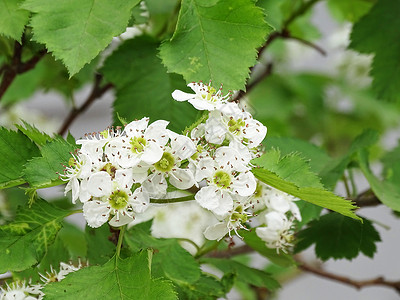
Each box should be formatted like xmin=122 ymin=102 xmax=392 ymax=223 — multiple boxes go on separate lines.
xmin=1 ymin=1 xmax=400 ymax=299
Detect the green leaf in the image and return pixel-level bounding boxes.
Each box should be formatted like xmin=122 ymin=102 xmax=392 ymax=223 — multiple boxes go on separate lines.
xmin=240 ymin=230 xmax=295 ymax=267
xmin=85 ymin=224 xmax=115 ymax=265
xmin=350 ymin=0 xmax=400 ymax=101
xmin=263 ymin=137 xmax=332 ymax=175
xmin=16 ymin=121 xmax=53 ymax=146
xmin=0 ymin=128 xmax=40 ymax=189
xmin=295 ymin=212 xmax=381 ymax=260
xmin=176 ymin=273 xmax=227 ymax=300
xmin=0 ymin=0 xmax=30 ymax=41
xmin=358 ymin=150 xmax=400 ymax=212
xmin=43 ymin=250 xmax=177 ymax=300
xmin=252 ymin=167 xmax=360 ymax=220
xmin=252 ymin=149 xmax=324 ymax=188
xmin=320 ymin=129 xmax=379 ymax=189
xmin=159 ymin=0 xmax=271 ymax=90
xmin=0 ymin=198 xmax=71 ymax=273
xmin=22 ymin=0 xmax=140 ymax=75
xmin=125 ymin=221 xmax=201 ymax=284
xmin=23 ymin=137 xmax=76 ymax=188
xmin=201 ymin=258 xmax=280 ymax=291
xmin=102 ymin=36 xmax=198 ymax=133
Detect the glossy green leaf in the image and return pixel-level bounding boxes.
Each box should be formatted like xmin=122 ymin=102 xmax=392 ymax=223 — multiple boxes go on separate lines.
xmin=23 ymin=137 xmax=76 ymax=188
xmin=125 ymin=221 xmax=201 ymax=285
xmin=23 ymin=0 xmax=140 ymax=75
xmin=159 ymin=0 xmax=271 ymax=90
xmin=43 ymin=250 xmax=177 ymax=300
xmin=0 ymin=128 xmax=40 ymax=189
xmin=102 ymin=36 xmax=198 ymax=133
xmin=16 ymin=121 xmax=53 ymax=146
xmin=350 ymin=0 xmax=400 ymax=101
xmin=0 ymin=0 xmax=30 ymax=41
xmin=252 ymin=167 xmax=360 ymax=220
xmin=295 ymin=212 xmax=381 ymax=260
xmin=0 ymin=199 xmax=71 ymax=273
xmin=85 ymin=224 xmax=115 ymax=265
xmin=253 ymin=149 xmax=324 ymax=189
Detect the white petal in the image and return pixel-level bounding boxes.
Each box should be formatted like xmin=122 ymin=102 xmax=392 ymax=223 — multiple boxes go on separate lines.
xmin=290 ymin=202 xmax=302 ymax=221
xmin=256 ymin=227 xmax=280 ymax=243
xmin=109 ymin=214 xmax=134 ymax=227
xmin=264 ymin=211 xmax=287 ymax=230
xmin=124 ymin=117 xmax=149 ymax=137
xmin=79 ymin=179 xmax=91 ymax=203
xmin=115 ymin=169 xmax=133 ymax=188
xmin=171 ymin=135 xmax=196 ymax=160
xmin=83 ymin=201 xmax=110 ymax=228
xmin=217 ymin=102 xmax=243 ymax=117
xmin=145 ymin=120 xmax=170 ymax=145
xmin=172 ymin=90 xmax=194 ymax=102
xmin=213 ymin=190 xmax=233 ymax=217
xmin=194 ymin=157 xmax=215 ymax=181
xmin=142 ymin=173 xmax=167 ymax=199
xmin=188 ymin=98 xmax=215 ymax=111
xmin=170 ymin=168 xmax=196 ymax=189
xmin=131 ymin=170 xmax=149 ymax=183
xmin=195 ymin=186 xmax=220 ymax=211
xmin=245 ymin=119 xmax=267 ymax=147
xmin=130 ymin=187 xmax=150 ymax=213
xmin=141 ymin=141 xmax=163 ymax=165
xmin=87 ymin=171 xmax=112 ymax=197
xmin=204 ymin=222 xmax=230 ymax=241
xmin=204 ymin=113 xmax=227 ymax=144
xmin=231 ymin=172 xmax=256 ymax=196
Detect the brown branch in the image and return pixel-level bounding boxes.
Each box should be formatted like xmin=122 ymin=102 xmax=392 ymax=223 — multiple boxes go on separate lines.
xmin=58 ymin=74 xmax=113 ymax=136
xmin=351 ymin=189 xmax=382 ymax=208
xmin=0 ymin=41 xmax=47 ymax=101
xmin=298 ymin=260 xmax=400 ymax=294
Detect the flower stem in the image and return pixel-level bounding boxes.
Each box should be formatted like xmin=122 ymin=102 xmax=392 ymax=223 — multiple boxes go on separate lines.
xmin=150 ymin=195 xmax=195 ymax=204
xmin=194 ymin=241 xmax=220 ymax=259
xmin=116 ymin=225 xmax=126 ymax=257
xmin=177 ymin=238 xmax=201 ymax=252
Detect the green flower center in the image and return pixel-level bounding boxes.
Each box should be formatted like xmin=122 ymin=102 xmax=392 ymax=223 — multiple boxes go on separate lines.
xmin=213 ymin=170 xmax=231 ymax=188
xmin=68 ymin=157 xmax=76 ymax=167
xmin=154 ymin=152 xmax=175 ymax=172
xmin=228 ymin=118 xmax=245 ymax=134
xmin=109 ymin=190 xmax=129 ymax=210
xmin=191 ymin=145 xmax=204 ymax=160
xmin=101 ymin=163 xmax=117 ymax=178
xmin=254 ymin=183 xmax=263 ymax=198
xmin=201 ymin=86 xmax=217 ymax=102
xmin=130 ymin=136 xmax=147 ymax=154
xmin=231 ymin=205 xmax=247 ymax=222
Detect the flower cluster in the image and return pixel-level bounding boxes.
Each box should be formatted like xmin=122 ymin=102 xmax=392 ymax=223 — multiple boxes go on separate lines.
xmin=63 ymin=81 xmax=300 ymax=251
xmin=0 ymin=261 xmax=84 ymax=300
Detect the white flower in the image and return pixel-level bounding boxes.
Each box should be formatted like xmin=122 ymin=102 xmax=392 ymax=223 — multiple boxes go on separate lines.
xmin=204 ymin=102 xmax=267 ymax=147
xmin=62 ymin=151 xmax=92 ymax=204
xmin=142 ymin=135 xmax=197 ymax=198
xmin=256 ymin=211 xmax=295 ymax=251
xmin=0 ymin=281 xmax=42 ymax=300
xmin=105 ymin=118 xmax=169 ymax=169
xmin=204 ymin=199 xmax=252 ymax=241
xmin=83 ymin=171 xmax=149 ymax=228
xmin=195 ymin=147 xmax=256 ymax=217
xmin=172 ymin=81 xmax=231 ymax=111
xmin=264 ymin=186 xmax=302 ymax=221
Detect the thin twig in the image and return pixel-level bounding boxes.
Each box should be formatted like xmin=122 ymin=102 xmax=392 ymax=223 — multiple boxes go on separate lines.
xmin=286 ymin=35 xmax=326 ymax=56
xmin=298 ymin=260 xmax=400 ymax=294
xmin=58 ymin=74 xmax=113 ymax=136
xmin=0 ymin=41 xmax=47 ymax=101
